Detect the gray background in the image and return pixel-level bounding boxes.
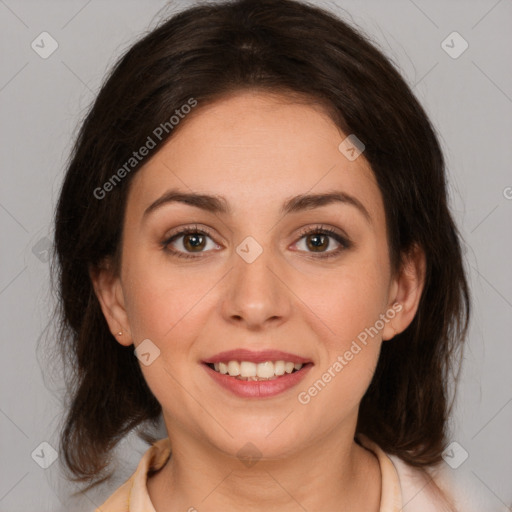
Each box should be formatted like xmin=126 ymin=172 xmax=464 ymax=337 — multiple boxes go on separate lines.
xmin=1 ymin=0 xmax=511 ymax=510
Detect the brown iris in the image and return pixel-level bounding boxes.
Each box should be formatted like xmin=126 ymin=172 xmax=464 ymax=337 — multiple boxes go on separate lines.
xmin=183 ymin=233 xmax=207 ymax=252
xmin=306 ymin=233 xmax=329 ymax=252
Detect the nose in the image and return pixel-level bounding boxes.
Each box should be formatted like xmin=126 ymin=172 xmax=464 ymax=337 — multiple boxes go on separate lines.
xmin=221 ymin=246 xmax=292 ymax=330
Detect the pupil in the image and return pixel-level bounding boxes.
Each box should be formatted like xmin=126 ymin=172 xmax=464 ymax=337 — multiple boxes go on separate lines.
xmin=308 ymin=234 xmax=327 ymax=251
xmin=185 ymin=234 xmax=204 ymax=251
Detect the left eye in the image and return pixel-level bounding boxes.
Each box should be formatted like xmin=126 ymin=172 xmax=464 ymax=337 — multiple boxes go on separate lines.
xmin=293 ymin=227 xmax=349 ymax=258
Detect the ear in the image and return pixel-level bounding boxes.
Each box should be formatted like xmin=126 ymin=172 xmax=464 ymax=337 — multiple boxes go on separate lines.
xmin=382 ymin=244 xmax=426 ymax=341
xmin=89 ymin=259 xmax=133 ymax=346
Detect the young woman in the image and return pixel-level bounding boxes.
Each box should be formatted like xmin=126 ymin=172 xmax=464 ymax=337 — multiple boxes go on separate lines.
xmin=52 ymin=0 xmax=472 ymax=510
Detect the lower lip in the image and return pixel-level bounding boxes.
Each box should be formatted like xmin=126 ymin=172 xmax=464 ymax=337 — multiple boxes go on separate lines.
xmin=202 ymin=363 xmax=313 ymax=398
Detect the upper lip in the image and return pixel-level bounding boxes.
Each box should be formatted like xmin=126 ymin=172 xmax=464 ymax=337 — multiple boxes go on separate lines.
xmin=203 ymin=349 xmax=312 ymax=365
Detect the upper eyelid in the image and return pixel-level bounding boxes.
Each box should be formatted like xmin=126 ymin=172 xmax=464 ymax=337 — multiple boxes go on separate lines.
xmin=163 ymin=224 xmax=216 ymax=242
xmin=163 ymin=224 xmax=345 ymax=239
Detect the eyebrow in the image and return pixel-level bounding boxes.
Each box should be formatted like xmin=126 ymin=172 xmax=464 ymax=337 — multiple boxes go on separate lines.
xmin=143 ymin=188 xmax=372 ymax=224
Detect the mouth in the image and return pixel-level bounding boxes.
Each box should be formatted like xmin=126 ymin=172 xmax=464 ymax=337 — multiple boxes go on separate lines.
xmin=201 ymin=349 xmax=314 ymax=397
xmin=201 ymin=355 xmax=314 ymax=398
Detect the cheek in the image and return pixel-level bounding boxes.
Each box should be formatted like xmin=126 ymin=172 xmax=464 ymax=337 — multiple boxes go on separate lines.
xmin=296 ymin=276 xmax=385 ymax=419
xmin=294 ymin=254 xmax=389 ymax=404
xmin=121 ymin=254 xmax=216 ymax=346
xmin=300 ymin=255 xmax=390 ymax=347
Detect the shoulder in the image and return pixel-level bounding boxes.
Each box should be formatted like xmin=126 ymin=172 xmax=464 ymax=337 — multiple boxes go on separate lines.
xmin=388 ymin=453 xmax=457 ymax=511
xmin=94 ymin=476 xmax=133 ymax=512
xmin=95 ymin=438 xmax=171 ymax=512
xmin=356 ymin=434 xmax=472 ymax=512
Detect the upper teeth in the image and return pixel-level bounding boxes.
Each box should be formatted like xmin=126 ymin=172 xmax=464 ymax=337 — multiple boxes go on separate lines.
xmin=213 ymin=361 xmax=303 ymax=378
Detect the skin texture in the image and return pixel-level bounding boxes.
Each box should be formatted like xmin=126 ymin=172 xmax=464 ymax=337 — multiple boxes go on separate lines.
xmin=91 ymin=90 xmax=425 ymax=512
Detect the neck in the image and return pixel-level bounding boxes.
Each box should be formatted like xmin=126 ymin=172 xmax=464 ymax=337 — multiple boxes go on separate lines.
xmin=147 ymin=424 xmax=381 ymax=512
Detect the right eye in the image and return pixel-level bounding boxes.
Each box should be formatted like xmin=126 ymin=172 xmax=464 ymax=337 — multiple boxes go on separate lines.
xmin=161 ymin=226 xmax=221 ymax=259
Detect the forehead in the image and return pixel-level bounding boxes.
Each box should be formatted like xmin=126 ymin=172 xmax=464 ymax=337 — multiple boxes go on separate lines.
xmin=128 ymin=91 xmax=382 ymax=220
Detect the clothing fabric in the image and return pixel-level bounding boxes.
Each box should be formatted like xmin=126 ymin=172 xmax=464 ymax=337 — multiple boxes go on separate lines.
xmin=95 ymin=435 xmax=466 ymax=511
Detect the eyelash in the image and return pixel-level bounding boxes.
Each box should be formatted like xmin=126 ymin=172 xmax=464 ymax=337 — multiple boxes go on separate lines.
xmin=161 ymin=224 xmax=351 ymax=260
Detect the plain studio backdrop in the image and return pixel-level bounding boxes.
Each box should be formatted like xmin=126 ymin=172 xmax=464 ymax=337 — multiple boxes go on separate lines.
xmin=0 ymin=1 xmax=511 ymax=511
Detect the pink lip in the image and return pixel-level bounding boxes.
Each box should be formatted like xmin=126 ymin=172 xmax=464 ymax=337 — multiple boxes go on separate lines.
xmin=202 ymin=362 xmax=313 ymax=398
xmin=202 ymin=349 xmax=312 ymax=364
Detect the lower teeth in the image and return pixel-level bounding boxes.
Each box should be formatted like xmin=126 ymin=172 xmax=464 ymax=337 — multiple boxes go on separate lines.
xmin=207 ymin=364 xmax=301 ymax=380
xmin=219 ymin=369 xmax=299 ymax=381
xmin=234 ymin=375 xmax=280 ymax=381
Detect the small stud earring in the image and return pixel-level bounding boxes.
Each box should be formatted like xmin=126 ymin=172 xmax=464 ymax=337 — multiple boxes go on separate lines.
xmin=117 ymin=331 xmax=123 ymax=336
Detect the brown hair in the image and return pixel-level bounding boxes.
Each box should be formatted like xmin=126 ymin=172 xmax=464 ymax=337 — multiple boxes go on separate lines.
xmin=51 ymin=0 xmax=470 ymax=494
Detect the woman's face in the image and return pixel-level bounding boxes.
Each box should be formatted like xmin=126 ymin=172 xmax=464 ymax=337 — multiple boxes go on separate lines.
xmin=96 ymin=90 xmax=419 ymax=460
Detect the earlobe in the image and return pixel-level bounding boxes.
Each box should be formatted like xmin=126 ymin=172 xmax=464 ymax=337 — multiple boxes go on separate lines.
xmin=382 ymin=244 xmax=426 ymax=341
xmin=89 ymin=260 xmax=133 ymax=346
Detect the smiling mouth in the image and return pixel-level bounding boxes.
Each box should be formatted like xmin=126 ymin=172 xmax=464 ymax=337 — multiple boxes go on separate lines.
xmin=204 ymin=361 xmax=313 ymax=381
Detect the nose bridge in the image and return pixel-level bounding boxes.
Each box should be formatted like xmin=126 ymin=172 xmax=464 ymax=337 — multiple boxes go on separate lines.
xmin=223 ymin=239 xmax=289 ymax=327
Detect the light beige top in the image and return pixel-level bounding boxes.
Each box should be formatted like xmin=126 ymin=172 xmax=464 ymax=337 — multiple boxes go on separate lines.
xmin=95 ymin=435 xmax=466 ymax=512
